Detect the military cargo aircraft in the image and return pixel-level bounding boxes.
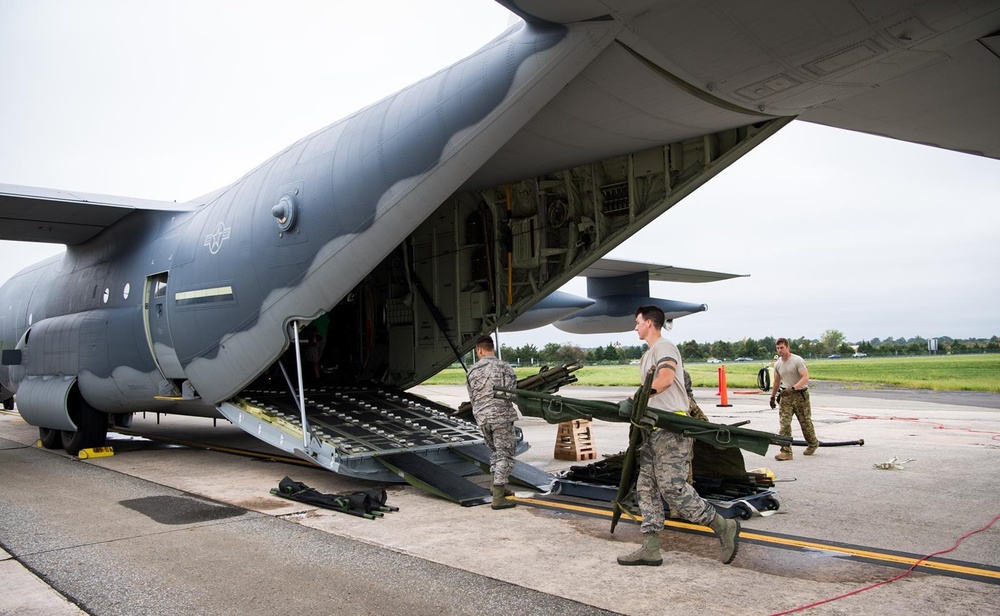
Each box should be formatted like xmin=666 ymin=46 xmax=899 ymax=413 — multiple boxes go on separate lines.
xmin=2 ymin=1 xmax=998 ymax=497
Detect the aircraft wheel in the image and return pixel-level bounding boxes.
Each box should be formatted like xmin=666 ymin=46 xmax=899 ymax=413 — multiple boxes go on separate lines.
xmin=39 ymin=427 xmax=62 ymax=449
xmin=60 ymin=398 xmax=108 ymax=456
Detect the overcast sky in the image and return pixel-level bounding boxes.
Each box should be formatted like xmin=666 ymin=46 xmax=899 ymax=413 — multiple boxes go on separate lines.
xmin=2 ymin=1 xmax=998 ymax=350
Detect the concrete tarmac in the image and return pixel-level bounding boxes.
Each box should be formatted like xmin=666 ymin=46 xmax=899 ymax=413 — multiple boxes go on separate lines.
xmin=1 ymin=383 xmax=998 ymax=615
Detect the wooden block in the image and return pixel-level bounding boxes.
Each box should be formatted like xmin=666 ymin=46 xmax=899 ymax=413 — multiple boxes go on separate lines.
xmin=553 ymin=419 xmax=597 ymax=461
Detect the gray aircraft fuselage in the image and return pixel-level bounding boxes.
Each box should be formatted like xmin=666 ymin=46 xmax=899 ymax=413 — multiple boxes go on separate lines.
xmin=2 ymin=21 xmax=570 ymax=418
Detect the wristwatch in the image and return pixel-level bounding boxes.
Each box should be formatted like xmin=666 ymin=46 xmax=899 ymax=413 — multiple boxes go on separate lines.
xmin=790 ymin=385 xmax=796 ymax=391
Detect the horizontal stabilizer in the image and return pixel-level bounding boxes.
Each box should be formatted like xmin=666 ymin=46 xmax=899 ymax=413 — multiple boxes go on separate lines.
xmin=554 ymin=296 xmax=707 ymax=334
xmin=0 ymin=183 xmax=197 ymax=245
xmin=579 ymin=258 xmax=746 ymax=284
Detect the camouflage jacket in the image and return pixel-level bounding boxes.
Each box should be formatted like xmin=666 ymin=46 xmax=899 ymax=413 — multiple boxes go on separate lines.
xmin=466 ymin=355 xmax=518 ymax=423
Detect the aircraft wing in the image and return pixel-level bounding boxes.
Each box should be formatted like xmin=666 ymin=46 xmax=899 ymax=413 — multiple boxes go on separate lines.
xmin=579 ymin=258 xmax=747 ymax=284
xmin=471 ymin=0 xmax=1000 ymax=191
xmin=0 ymin=184 xmax=199 ymax=245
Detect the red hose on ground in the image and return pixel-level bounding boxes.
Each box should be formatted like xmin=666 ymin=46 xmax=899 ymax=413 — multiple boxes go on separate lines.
xmin=770 ymin=512 xmax=1000 ymax=615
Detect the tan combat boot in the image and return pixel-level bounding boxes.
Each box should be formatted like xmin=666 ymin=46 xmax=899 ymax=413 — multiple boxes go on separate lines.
xmin=491 ymin=484 xmax=516 ymax=510
xmin=617 ymin=533 xmax=663 ymax=566
xmin=709 ymin=514 xmax=741 ymax=564
xmin=774 ymin=451 xmax=793 ymax=461
xmin=804 ymin=445 xmax=818 ymax=455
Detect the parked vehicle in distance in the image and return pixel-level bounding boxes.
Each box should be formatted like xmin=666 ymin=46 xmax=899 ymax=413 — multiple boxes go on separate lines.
xmin=733 ymin=357 xmax=753 ymax=362
xmin=828 ymin=354 xmax=842 ymax=359
xmin=852 ymin=352 xmax=868 ymax=358
xmin=706 ymin=358 xmax=722 ymax=364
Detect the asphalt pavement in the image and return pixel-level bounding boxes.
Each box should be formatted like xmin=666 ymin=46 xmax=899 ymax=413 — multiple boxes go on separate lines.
xmin=1 ymin=383 xmax=998 ymax=615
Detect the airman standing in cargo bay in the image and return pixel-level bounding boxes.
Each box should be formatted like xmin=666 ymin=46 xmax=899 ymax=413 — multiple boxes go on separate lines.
xmin=466 ymin=335 xmax=518 ymax=510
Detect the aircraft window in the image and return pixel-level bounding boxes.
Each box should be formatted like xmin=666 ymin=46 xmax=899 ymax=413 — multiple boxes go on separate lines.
xmin=154 ymin=280 xmax=168 ymax=298
xmin=103 ymin=288 xmax=110 ymax=303
xmin=123 ymin=283 xmax=131 ymax=300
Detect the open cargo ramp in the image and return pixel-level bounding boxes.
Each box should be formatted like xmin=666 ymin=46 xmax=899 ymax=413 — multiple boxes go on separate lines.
xmin=218 ymin=386 xmax=545 ymax=504
xmin=220 ymin=387 xmax=488 ymax=482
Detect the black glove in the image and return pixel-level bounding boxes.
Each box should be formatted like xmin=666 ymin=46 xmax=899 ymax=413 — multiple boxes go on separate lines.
xmin=769 ymin=395 xmax=777 ymax=410
xmin=618 ymin=398 xmax=633 ymax=418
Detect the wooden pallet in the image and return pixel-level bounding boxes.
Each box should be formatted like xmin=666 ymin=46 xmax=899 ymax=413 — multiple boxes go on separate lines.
xmin=553 ymin=419 xmax=596 ymax=461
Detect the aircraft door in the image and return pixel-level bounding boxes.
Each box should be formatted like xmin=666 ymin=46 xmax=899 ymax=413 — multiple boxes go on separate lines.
xmin=144 ymin=273 xmax=186 ymax=380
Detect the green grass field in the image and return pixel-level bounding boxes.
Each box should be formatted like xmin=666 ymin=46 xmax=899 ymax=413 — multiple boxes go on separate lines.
xmin=424 ymin=354 xmax=1000 ymax=393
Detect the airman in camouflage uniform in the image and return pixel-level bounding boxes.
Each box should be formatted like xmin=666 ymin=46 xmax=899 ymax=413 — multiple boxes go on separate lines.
xmin=617 ymin=306 xmax=740 ymax=566
xmin=769 ymin=337 xmax=819 ymax=461
xmin=466 ymin=335 xmax=518 ymax=510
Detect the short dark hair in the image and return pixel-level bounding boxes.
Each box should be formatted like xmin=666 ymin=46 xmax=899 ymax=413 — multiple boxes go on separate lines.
xmin=635 ymin=305 xmax=665 ymax=329
xmin=476 ymin=336 xmax=495 ymax=352
xmin=776 ymin=337 xmax=789 ymax=347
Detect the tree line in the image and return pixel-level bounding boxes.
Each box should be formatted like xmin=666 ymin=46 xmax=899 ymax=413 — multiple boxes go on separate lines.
xmin=500 ymin=329 xmax=1000 ymax=365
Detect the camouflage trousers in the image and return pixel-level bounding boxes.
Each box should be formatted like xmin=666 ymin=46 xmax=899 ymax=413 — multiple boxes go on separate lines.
xmin=778 ymin=389 xmax=818 ymax=453
xmin=480 ymin=418 xmax=516 ymax=486
xmin=637 ymin=429 xmax=716 ymax=533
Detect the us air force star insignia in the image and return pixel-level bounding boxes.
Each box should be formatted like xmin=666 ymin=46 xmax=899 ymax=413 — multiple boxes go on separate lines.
xmin=204 ymin=222 xmax=232 ymax=254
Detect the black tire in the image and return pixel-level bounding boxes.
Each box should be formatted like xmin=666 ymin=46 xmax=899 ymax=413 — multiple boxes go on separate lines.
xmin=61 ymin=397 xmax=108 ymax=456
xmin=39 ymin=427 xmax=62 ymax=449
xmin=765 ymin=496 xmax=780 ymax=511
xmin=2 ymin=396 xmax=13 ymax=410
xmin=756 ymin=368 xmax=771 ymax=392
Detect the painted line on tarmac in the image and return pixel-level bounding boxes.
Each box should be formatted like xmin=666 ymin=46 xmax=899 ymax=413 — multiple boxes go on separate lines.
xmin=515 ymin=496 xmax=1000 ymax=585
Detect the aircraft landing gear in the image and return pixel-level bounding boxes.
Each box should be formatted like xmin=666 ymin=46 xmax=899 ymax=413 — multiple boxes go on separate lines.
xmin=2 ymin=397 xmax=13 ymax=410
xmin=60 ymin=396 xmax=108 ymax=456
xmin=38 ymin=427 xmax=62 ymax=449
